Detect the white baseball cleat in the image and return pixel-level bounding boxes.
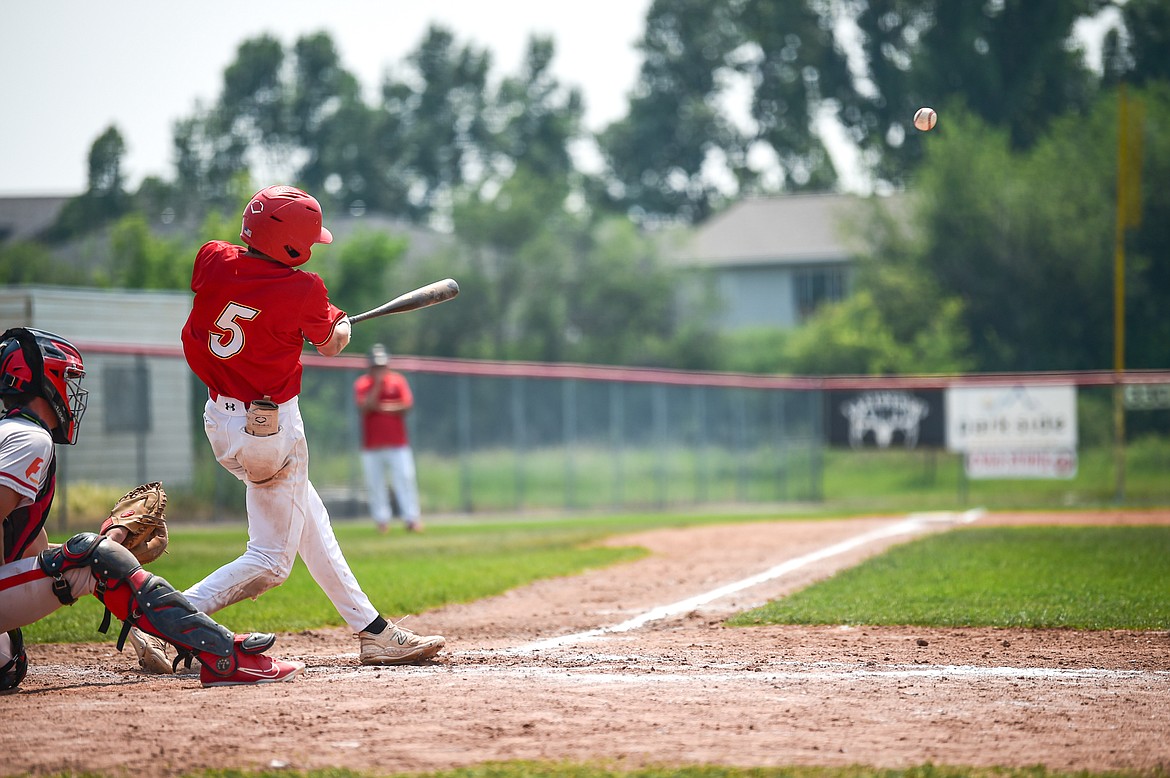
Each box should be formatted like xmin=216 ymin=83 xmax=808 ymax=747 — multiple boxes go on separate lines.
xmin=358 ymin=618 xmax=445 ymax=665
xmin=127 ymin=627 xmax=174 ymax=674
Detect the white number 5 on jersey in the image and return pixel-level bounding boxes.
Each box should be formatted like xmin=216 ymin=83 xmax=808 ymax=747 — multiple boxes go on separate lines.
xmin=209 ymin=302 xmax=260 ymax=358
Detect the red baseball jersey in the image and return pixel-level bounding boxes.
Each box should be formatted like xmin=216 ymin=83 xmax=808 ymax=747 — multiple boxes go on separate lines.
xmin=182 ymin=241 xmax=346 ymax=404
xmin=354 ymin=371 xmax=413 ymax=448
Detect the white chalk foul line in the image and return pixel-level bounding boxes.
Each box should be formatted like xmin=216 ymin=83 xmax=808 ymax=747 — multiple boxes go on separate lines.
xmin=259 ymin=659 xmax=1169 ymax=687
xmin=514 ymin=512 xmax=982 ymax=653
xmin=414 ymin=663 xmax=1170 ymax=686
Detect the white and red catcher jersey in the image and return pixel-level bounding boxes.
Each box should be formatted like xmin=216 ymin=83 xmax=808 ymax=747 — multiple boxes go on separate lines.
xmin=0 ymin=415 xmax=53 ymax=504
xmin=0 ymin=412 xmax=56 ymax=563
xmin=181 ymin=241 xmax=347 ymax=404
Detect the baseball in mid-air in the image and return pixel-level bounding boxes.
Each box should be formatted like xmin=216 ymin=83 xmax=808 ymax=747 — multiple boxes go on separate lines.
xmin=913 ymin=107 xmax=937 ymax=131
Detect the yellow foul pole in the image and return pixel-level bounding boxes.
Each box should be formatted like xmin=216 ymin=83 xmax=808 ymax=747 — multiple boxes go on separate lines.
xmin=1113 ymin=84 xmax=1143 ymax=502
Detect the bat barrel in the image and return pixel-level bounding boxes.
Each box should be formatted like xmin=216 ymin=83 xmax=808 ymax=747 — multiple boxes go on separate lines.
xmin=347 ymin=278 xmax=459 ymax=325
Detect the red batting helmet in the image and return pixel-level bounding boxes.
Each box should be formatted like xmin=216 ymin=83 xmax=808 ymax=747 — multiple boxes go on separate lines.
xmin=240 ymin=185 xmax=333 ymax=267
xmin=0 ymin=328 xmax=88 ymax=445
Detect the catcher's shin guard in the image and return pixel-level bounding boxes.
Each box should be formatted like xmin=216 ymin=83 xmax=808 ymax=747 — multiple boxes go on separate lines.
xmin=37 ymin=533 xmax=234 ymax=663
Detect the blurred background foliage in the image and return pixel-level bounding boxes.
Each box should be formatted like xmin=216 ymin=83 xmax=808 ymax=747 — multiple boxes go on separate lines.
xmin=3 ymin=0 xmax=1168 ymax=379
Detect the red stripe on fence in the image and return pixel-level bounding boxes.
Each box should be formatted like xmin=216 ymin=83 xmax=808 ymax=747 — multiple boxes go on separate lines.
xmin=71 ymin=341 xmax=1170 ymax=391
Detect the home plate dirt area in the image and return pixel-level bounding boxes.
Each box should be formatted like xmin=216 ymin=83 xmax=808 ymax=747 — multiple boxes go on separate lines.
xmin=5 ymin=511 xmax=1169 ymax=777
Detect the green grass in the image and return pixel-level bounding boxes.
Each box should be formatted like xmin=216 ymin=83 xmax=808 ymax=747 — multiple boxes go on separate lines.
xmin=408 ymin=439 xmax=1170 ymax=516
xmin=28 ymin=509 xmax=796 ymax=644
xmin=821 ymin=439 xmax=1170 ymax=512
xmin=30 ymin=513 xmax=1170 ymax=645
xmin=411 ymin=444 xmax=822 ymax=514
xmin=729 ymin=525 xmax=1170 ymax=630
xmin=48 ymin=437 xmax=1170 ymax=530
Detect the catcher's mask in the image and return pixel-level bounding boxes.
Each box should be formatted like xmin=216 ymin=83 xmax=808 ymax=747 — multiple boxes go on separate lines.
xmin=0 ymin=327 xmax=88 ymax=445
xmin=240 ymin=185 xmax=333 ymax=267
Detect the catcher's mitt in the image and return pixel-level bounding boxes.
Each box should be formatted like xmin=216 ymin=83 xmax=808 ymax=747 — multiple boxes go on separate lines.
xmin=99 ymin=482 xmax=169 ymax=564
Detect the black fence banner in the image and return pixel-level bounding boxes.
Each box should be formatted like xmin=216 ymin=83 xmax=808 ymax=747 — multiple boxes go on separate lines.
xmin=826 ymin=389 xmax=945 ymax=450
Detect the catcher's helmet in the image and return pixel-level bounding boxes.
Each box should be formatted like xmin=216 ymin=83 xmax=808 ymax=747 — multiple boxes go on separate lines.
xmin=240 ymin=185 xmax=333 ymax=267
xmin=0 ymin=327 xmax=88 ymax=445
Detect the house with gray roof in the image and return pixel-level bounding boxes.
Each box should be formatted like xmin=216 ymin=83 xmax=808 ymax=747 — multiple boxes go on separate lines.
xmin=0 ymin=195 xmax=69 ymax=243
xmin=2 ymin=192 xmax=907 ymax=336
xmin=667 ymin=192 xmax=906 ymax=331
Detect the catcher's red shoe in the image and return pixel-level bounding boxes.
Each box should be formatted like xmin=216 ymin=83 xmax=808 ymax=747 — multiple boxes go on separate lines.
xmin=199 ymin=633 xmax=303 ymax=688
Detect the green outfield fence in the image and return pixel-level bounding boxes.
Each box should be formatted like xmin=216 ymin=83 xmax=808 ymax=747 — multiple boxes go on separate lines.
xmin=52 ymin=342 xmax=1170 ymax=524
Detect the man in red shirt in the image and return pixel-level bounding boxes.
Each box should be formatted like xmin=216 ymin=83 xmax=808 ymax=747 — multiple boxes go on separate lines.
xmin=353 ymin=345 xmax=422 ymax=533
xmin=129 ymin=185 xmax=444 ymax=674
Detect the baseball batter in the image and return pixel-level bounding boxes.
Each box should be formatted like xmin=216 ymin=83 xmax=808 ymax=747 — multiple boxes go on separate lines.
xmin=129 ymin=185 xmax=444 ymax=674
xmin=0 ymin=327 xmax=302 ymax=689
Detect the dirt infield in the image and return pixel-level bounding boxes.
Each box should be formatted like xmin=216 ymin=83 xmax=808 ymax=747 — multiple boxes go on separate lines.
xmin=4 ymin=510 xmax=1169 ymax=776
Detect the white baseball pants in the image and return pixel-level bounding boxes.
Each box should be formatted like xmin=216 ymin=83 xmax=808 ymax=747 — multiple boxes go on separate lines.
xmin=183 ymin=394 xmax=379 ymax=632
xmin=360 ymin=446 xmax=420 ymax=528
xmin=0 ymin=557 xmax=94 ymax=634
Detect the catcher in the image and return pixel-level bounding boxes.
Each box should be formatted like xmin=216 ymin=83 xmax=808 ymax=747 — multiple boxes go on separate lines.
xmin=0 ymin=326 xmax=302 ymax=690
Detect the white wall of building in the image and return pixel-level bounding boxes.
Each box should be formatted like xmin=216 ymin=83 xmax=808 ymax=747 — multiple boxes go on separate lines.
xmin=0 ymin=286 xmax=197 ymax=487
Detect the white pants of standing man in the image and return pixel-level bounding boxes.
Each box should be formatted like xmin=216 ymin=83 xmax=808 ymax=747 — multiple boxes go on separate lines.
xmin=183 ymin=394 xmax=380 ymax=632
xmin=361 ymin=446 xmax=421 ymax=530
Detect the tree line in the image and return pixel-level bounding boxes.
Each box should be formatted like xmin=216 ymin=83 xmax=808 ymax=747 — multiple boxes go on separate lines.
xmin=3 ymin=0 xmax=1167 ymax=377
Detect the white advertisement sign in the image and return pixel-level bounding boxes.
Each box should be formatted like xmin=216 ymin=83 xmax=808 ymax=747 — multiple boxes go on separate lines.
xmin=945 ymin=385 xmax=1077 ymax=453
xmin=965 ymin=448 xmax=1078 ymax=480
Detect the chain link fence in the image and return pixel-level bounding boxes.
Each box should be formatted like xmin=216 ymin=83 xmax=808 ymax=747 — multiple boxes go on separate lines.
xmin=53 ymin=345 xmax=1170 ymax=527
xmin=244 ymin=357 xmax=824 ymax=518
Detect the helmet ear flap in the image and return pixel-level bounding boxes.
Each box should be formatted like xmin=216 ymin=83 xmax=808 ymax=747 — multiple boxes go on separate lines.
xmin=0 ymin=328 xmax=44 ymax=397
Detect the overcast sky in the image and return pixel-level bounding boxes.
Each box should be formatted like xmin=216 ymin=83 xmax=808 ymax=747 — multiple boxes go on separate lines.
xmin=0 ymin=3 xmax=1119 ymax=199
xmin=0 ymin=1 xmax=652 ymax=195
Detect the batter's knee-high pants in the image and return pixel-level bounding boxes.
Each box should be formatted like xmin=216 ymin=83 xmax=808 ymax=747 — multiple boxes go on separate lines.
xmin=183 ymin=394 xmax=379 ymax=632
